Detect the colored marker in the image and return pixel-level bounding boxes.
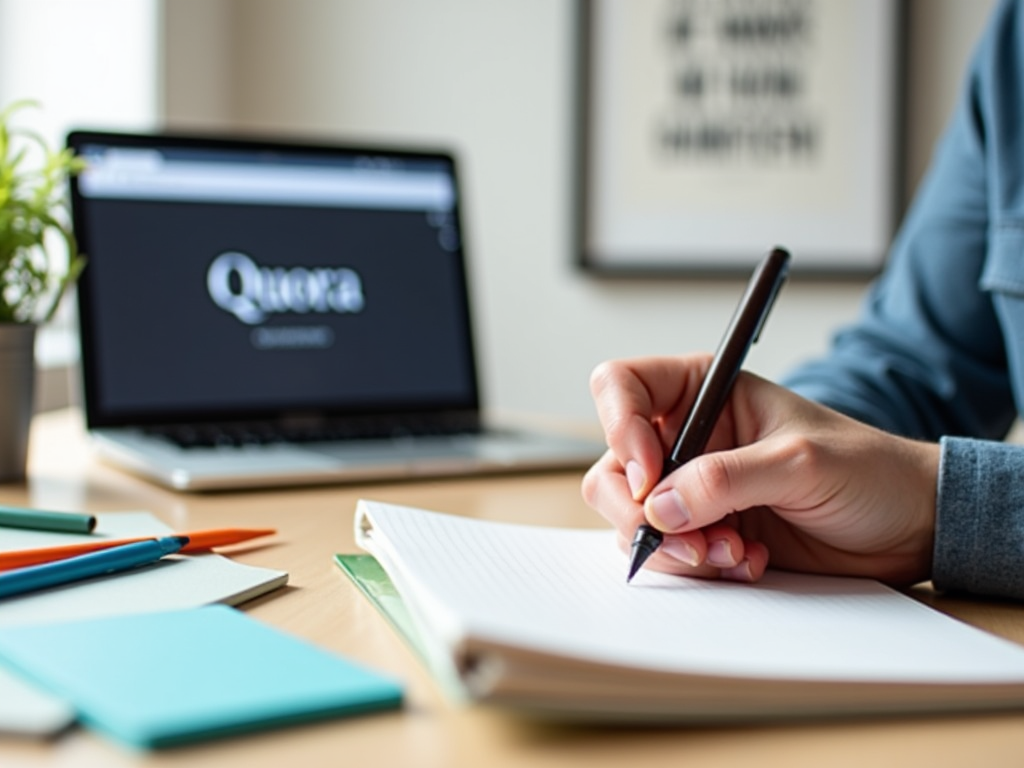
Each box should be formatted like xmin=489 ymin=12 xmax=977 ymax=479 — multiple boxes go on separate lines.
xmin=0 ymin=528 xmax=276 ymax=571
xmin=0 ymin=506 xmax=96 ymax=534
xmin=0 ymin=536 xmax=189 ymax=599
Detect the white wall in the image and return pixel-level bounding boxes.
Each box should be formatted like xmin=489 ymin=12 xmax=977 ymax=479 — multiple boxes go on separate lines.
xmin=0 ymin=0 xmax=160 ymax=408
xmin=162 ymin=0 xmax=994 ymax=424
xmin=0 ymin=0 xmax=159 ymax=146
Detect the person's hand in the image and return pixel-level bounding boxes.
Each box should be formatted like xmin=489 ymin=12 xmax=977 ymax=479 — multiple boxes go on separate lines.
xmin=581 ymin=355 xmax=940 ymax=586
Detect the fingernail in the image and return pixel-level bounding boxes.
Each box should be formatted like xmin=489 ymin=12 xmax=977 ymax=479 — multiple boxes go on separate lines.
xmin=661 ymin=537 xmax=700 ymax=567
xmin=721 ymin=559 xmax=754 ymax=582
xmin=625 ymin=460 xmax=646 ymax=499
xmin=706 ymin=539 xmax=734 ymax=568
xmin=646 ymin=489 xmax=690 ymax=530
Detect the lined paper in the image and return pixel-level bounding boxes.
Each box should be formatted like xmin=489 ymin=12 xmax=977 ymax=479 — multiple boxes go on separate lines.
xmin=356 ymin=500 xmax=1024 ymax=683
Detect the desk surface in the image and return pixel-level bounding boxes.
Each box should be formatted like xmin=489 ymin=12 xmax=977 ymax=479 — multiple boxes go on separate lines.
xmin=5 ymin=410 xmax=1024 ymax=767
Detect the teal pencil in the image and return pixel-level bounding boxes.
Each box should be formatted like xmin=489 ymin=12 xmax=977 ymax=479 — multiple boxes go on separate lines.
xmin=0 ymin=506 xmax=97 ymax=534
xmin=0 ymin=536 xmax=188 ymax=599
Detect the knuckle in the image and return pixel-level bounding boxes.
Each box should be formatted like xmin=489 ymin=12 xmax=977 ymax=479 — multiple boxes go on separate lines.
xmin=603 ymin=413 xmax=634 ymax=446
xmin=580 ymin=450 xmax=616 ymax=508
xmin=692 ymin=453 xmax=734 ymax=506
xmin=588 ymin=360 xmax=623 ymax=398
xmin=580 ymin=464 xmax=600 ymax=507
xmin=775 ymin=433 xmax=827 ymax=474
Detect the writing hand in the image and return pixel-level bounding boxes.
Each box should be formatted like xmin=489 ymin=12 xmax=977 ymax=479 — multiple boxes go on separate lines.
xmin=582 ymin=355 xmax=939 ymax=585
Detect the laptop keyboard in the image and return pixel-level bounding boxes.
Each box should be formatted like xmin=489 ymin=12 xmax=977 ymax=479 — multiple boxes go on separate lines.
xmin=144 ymin=414 xmax=483 ymax=450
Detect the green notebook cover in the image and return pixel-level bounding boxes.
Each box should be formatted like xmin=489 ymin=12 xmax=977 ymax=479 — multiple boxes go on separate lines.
xmin=0 ymin=604 xmax=403 ymax=749
xmin=334 ymin=554 xmax=463 ymax=699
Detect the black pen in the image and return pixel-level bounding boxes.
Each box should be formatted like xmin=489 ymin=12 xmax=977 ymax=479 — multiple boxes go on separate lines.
xmin=626 ymin=247 xmax=791 ymax=583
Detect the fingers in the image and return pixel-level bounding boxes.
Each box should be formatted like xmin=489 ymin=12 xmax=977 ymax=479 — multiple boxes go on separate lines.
xmin=585 ymin=359 xmax=825 ymax=585
xmin=702 ymin=523 xmax=745 ymax=568
xmin=581 ymin=450 xmax=644 ymax=533
xmin=586 ymin=356 xmax=939 ymax=586
xmin=615 ymin=530 xmax=717 ymax=578
xmin=644 ymin=431 xmax=819 ymax=534
xmin=614 ymin=527 xmax=770 ymax=583
xmin=585 ymin=451 xmax=769 ymax=582
xmin=589 ymin=356 xmax=712 ymax=500
xmin=722 ymin=540 xmax=769 ymax=582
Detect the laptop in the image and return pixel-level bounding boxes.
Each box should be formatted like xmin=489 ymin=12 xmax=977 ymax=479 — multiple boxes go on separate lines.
xmin=67 ymin=130 xmax=604 ymax=491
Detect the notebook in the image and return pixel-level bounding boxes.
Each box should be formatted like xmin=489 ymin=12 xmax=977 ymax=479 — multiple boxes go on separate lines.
xmin=343 ymin=499 xmax=1024 ymax=722
xmin=67 ymin=130 xmax=604 ymax=491
xmin=0 ymin=605 xmax=403 ymax=748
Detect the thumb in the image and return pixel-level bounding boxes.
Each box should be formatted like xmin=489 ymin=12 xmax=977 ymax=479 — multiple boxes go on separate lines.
xmin=644 ymin=436 xmax=809 ymax=532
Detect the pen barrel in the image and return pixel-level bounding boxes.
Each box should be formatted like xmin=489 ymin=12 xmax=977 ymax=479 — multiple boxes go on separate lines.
xmin=633 ymin=247 xmax=789 ymax=583
xmin=0 ymin=507 xmax=96 ymax=534
xmin=666 ymin=248 xmax=789 ymax=471
xmin=0 ymin=536 xmax=188 ymax=599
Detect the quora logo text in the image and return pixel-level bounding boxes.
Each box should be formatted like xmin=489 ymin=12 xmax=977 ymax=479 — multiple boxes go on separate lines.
xmin=207 ymin=251 xmax=365 ymax=325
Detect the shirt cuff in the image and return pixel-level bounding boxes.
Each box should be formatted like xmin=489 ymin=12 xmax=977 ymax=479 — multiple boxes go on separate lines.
xmin=934 ymin=436 xmax=1024 ymax=600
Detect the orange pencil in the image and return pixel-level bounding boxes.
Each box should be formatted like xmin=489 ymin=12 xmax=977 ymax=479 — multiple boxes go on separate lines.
xmin=0 ymin=528 xmax=276 ymax=571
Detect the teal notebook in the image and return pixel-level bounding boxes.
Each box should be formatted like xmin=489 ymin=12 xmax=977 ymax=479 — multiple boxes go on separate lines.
xmin=0 ymin=605 xmax=403 ymax=748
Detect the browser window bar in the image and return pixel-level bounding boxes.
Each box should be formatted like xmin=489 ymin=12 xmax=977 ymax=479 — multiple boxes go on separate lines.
xmin=77 ymin=157 xmax=455 ymax=211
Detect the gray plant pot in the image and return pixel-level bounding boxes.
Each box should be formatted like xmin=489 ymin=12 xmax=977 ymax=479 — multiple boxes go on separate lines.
xmin=0 ymin=323 xmax=36 ymax=482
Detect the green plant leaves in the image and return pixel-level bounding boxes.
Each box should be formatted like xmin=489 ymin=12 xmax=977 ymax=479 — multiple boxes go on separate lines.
xmin=0 ymin=100 xmax=85 ymax=324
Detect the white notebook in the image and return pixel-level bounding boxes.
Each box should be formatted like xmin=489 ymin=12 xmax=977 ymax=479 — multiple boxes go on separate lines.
xmin=350 ymin=499 xmax=1024 ymax=721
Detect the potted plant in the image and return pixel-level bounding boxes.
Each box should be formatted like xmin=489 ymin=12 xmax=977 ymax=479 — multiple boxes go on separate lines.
xmin=0 ymin=100 xmax=85 ymax=481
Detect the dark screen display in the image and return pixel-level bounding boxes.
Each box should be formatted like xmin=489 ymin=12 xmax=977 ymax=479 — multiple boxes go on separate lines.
xmin=71 ymin=138 xmax=477 ymax=425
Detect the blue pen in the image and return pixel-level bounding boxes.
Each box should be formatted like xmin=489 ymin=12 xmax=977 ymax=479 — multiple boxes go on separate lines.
xmin=0 ymin=536 xmax=189 ymax=599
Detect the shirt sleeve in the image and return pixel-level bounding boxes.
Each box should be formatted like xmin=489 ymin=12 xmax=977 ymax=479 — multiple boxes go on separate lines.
xmin=782 ymin=0 xmax=1024 ymax=599
xmin=935 ymin=437 xmax=1024 ymax=599
xmin=783 ymin=1 xmax=1018 ymax=443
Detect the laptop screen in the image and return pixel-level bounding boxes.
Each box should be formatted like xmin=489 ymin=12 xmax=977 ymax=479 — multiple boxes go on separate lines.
xmin=68 ymin=131 xmax=479 ymax=428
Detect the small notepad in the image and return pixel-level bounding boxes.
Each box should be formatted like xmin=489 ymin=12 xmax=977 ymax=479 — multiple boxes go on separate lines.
xmin=0 ymin=605 xmax=403 ymax=748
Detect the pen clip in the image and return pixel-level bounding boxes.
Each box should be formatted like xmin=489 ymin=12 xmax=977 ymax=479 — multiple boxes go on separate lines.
xmin=751 ymin=257 xmax=789 ymax=345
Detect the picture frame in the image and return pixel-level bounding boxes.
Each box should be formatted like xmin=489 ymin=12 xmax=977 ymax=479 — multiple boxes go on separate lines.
xmin=576 ymin=0 xmax=904 ymax=277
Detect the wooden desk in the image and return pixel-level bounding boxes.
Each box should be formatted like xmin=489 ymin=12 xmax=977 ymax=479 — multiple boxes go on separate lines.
xmin=5 ymin=410 xmax=1024 ymax=767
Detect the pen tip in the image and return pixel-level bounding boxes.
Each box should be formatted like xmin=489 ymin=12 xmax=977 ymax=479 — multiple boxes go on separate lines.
xmin=625 ymin=558 xmax=643 ymax=584
xmin=626 ymin=525 xmax=663 ymax=585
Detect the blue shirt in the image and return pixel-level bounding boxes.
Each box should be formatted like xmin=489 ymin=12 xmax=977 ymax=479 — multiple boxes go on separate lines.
xmin=784 ymin=0 xmax=1024 ymax=599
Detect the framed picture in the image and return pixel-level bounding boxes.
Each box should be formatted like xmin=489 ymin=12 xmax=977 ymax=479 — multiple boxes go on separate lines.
xmin=577 ymin=0 xmax=903 ymax=276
